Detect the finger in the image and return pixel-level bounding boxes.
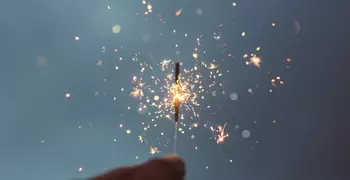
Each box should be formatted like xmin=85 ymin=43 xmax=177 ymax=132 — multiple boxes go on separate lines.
xmin=162 ymin=154 xmax=182 ymax=161
xmin=159 ymin=154 xmax=185 ymax=175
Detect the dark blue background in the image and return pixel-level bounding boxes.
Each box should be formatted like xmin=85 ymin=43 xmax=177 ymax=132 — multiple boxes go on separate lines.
xmin=0 ymin=0 xmax=349 ymax=180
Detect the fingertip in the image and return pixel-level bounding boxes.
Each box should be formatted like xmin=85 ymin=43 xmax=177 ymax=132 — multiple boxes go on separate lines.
xmin=163 ymin=154 xmax=184 ymax=165
xmin=162 ymin=154 xmax=182 ymax=160
xmin=161 ymin=154 xmax=186 ymax=176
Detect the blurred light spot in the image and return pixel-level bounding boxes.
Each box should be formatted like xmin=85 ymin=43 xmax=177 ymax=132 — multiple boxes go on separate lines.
xmin=229 ymin=93 xmax=238 ymax=100
xmin=294 ymin=19 xmax=300 ymax=34
xmin=112 ymin=24 xmax=121 ymax=33
xmin=242 ymin=130 xmax=251 ymax=138
xmin=97 ymin=60 xmax=102 ymax=66
xmin=36 ymin=55 xmax=47 ymax=66
xmin=248 ymin=88 xmax=253 ymax=93
xmin=141 ymin=33 xmax=151 ymax=42
xmin=196 ymin=8 xmax=203 ymax=16
xmin=154 ymin=95 xmax=159 ymax=101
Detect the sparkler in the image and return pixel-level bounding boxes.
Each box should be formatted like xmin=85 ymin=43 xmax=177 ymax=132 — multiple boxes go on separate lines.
xmin=174 ymin=62 xmax=181 ymax=123
xmin=67 ymin=2 xmax=294 ymax=175
xmin=173 ymin=62 xmax=181 ymax=154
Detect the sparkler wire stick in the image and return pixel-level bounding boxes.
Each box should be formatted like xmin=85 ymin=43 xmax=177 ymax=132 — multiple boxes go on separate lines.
xmin=174 ymin=121 xmax=178 ymax=154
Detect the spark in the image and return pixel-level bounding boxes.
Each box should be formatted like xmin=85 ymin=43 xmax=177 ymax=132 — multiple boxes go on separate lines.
xmin=127 ymin=38 xmax=228 ymax=150
xmin=160 ymin=59 xmax=171 ymax=71
xmin=175 ymin=8 xmax=183 ymax=16
xmin=97 ymin=60 xmax=102 ymax=66
xmin=156 ymin=75 xmax=199 ymax=122
xmin=248 ymin=55 xmax=262 ymax=67
xmin=130 ymin=81 xmax=145 ymax=99
xmin=271 ymin=76 xmax=284 ymax=86
xmin=192 ymin=53 xmax=199 ymax=60
xmin=149 ymin=146 xmax=160 ymax=154
xmin=138 ymin=135 xmax=143 ymax=143
xmin=208 ymin=63 xmax=218 ymax=69
xmin=141 ymin=1 xmax=152 ymax=15
xmin=212 ymin=123 xmax=229 ymax=144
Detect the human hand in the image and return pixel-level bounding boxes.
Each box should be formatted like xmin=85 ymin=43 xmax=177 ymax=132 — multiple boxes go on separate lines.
xmin=89 ymin=154 xmax=186 ymax=180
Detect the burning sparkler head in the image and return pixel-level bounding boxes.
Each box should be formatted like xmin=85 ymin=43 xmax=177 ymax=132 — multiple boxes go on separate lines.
xmin=174 ymin=62 xmax=181 ymax=122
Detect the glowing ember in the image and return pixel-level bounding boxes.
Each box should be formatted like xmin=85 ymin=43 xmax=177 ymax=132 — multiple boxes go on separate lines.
xmin=249 ymin=55 xmax=262 ymax=67
xmin=175 ymin=8 xmax=183 ymax=16
xmin=149 ymin=146 xmax=160 ymax=154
